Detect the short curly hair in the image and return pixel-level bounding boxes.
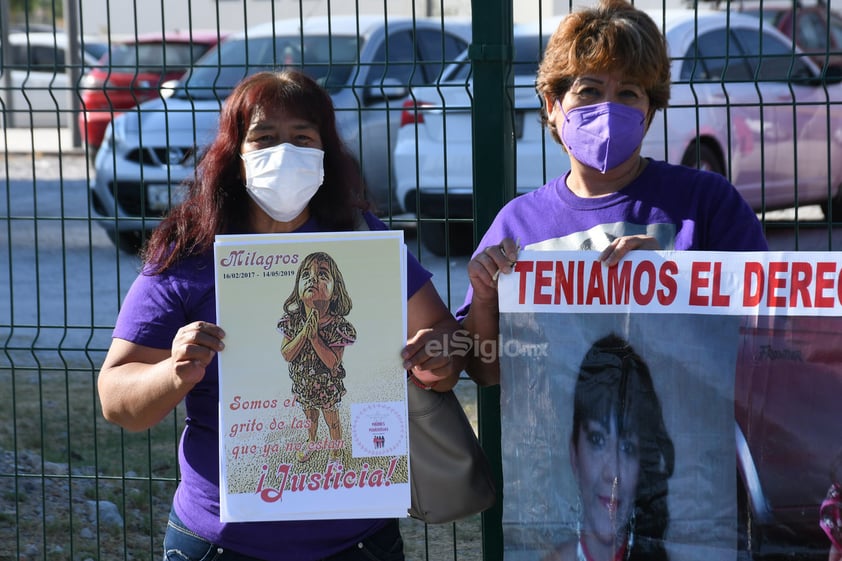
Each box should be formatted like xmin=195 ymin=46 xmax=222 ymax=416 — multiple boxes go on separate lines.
xmin=536 ymin=0 xmax=671 ymax=143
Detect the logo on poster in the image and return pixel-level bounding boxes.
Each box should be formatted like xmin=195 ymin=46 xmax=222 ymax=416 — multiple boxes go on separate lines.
xmin=351 ymin=402 xmax=407 ymax=457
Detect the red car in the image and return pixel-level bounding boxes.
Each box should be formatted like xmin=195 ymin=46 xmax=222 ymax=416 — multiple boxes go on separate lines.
xmin=78 ymin=31 xmax=223 ymax=149
xmin=736 ymin=314 xmax=842 ymax=557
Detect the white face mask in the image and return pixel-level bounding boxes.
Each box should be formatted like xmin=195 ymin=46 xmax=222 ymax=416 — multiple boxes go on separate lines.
xmin=241 ymin=143 xmax=325 ymax=223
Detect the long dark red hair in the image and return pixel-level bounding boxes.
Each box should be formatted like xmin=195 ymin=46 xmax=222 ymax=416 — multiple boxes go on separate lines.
xmin=143 ymin=70 xmax=368 ymax=273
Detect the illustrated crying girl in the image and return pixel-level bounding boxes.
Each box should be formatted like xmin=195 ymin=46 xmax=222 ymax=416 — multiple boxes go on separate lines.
xmin=277 ymin=251 xmax=356 ymax=462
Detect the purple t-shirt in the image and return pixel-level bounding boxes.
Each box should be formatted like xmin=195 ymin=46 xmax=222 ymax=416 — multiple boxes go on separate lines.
xmin=457 ymin=159 xmax=768 ymax=318
xmin=112 ymin=212 xmax=431 ymax=560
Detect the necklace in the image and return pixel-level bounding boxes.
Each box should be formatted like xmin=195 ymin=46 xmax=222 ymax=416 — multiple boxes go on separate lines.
xmin=577 ymin=537 xmax=627 ymax=561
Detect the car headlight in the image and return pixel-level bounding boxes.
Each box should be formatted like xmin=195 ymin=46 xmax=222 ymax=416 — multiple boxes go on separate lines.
xmin=103 ymin=110 xmax=142 ymax=151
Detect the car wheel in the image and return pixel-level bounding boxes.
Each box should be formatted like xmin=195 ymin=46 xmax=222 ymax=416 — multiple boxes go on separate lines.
xmin=680 ymin=142 xmax=724 ymax=177
xmin=419 ymin=218 xmax=474 ymax=257
xmin=106 ymin=230 xmax=146 ymax=254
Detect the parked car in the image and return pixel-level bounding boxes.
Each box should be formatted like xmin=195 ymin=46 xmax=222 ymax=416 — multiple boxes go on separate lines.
xmin=640 ymin=8 xmax=842 ymax=223
xmin=396 ymin=8 xmax=842 ymax=257
xmin=735 ymin=0 xmax=842 ymax=76
xmin=90 ymin=15 xmax=471 ymax=251
xmin=77 ymin=31 xmax=223 ymax=150
xmin=0 ymin=31 xmax=106 ymax=128
xmin=392 ymin=24 xmax=570 ymax=256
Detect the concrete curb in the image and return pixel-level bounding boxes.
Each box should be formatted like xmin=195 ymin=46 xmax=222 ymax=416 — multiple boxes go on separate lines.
xmin=1 ymin=128 xmax=87 ymax=156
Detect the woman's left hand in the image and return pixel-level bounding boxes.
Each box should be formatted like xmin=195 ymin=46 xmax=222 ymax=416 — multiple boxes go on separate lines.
xmin=402 ymin=324 xmax=468 ymax=391
xmin=599 ymin=234 xmax=661 ymax=267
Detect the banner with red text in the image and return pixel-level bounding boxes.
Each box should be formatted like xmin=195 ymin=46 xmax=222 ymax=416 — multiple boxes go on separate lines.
xmin=497 ymin=250 xmax=842 ymax=561
xmin=500 ymin=250 xmax=842 ymax=315
xmin=214 ymin=231 xmax=408 ymax=521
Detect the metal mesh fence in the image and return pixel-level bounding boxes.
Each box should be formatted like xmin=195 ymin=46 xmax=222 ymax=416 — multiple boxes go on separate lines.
xmin=2 ymin=0 xmax=842 ymax=560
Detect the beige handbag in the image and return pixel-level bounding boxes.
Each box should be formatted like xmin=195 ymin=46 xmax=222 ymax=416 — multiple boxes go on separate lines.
xmin=406 ymin=381 xmax=497 ymax=524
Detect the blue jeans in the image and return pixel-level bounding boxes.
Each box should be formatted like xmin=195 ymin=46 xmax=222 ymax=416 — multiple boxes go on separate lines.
xmin=163 ymin=509 xmax=404 ymax=561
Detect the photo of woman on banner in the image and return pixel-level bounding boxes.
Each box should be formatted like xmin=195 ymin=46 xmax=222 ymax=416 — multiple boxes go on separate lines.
xmin=498 ymin=313 xmax=738 ymax=561
xmin=543 ymin=334 xmax=674 ymax=561
xmin=278 ymin=251 xmax=356 ymax=463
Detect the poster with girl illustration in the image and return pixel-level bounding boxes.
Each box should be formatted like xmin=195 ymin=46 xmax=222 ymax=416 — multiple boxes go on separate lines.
xmin=214 ymin=230 xmax=408 ymax=522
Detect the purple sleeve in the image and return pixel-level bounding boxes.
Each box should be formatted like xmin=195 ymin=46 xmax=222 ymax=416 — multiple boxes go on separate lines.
xmin=112 ymin=255 xmax=217 ymax=348
xmin=454 ymin=203 xmax=522 ymax=322
xmin=697 ymin=173 xmax=769 ymax=251
xmin=112 ymin=269 xmax=187 ymax=348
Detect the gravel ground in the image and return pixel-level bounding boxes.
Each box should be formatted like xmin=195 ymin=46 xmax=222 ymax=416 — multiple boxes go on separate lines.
xmin=0 ymin=447 xmax=149 ymax=561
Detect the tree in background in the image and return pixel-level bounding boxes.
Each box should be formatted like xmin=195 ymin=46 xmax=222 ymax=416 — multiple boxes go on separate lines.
xmin=8 ymin=0 xmax=63 ymax=29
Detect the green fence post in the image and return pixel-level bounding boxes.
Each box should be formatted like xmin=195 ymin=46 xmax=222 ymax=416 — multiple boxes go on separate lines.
xmin=469 ymin=2 xmax=514 ymax=560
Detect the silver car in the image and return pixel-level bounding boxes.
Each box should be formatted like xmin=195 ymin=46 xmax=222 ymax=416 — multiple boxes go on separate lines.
xmin=90 ymin=15 xmax=470 ymax=251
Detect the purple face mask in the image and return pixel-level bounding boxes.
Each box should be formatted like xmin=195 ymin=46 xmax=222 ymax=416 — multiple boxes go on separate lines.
xmin=560 ymin=101 xmax=646 ymax=173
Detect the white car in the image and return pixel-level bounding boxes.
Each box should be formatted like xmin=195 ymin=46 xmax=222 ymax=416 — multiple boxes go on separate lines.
xmin=1 ymin=30 xmax=106 ymax=128
xmin=393 ymin=26 xmax=571 ymax=256
xmin=394 ymin=9 xmax=842 ymax=256
xmin=90 ymin=15 xmax=470 ymax=251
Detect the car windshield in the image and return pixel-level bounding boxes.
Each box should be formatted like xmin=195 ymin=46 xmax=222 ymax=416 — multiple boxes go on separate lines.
xmin=84 ymin=41 xmax=108 ymax=61
xmin=179 ymin=34 xmax=360 ymax=100
xmin=108 ymin=42 xmax=214 ymax=72
xmin=741 ymin=9 xmax=782 ymax=28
